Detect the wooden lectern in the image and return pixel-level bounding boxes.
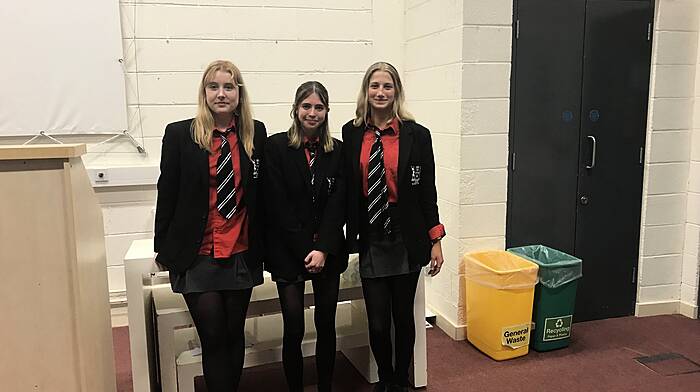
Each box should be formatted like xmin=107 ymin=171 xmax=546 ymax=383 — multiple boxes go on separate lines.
xmin=0 ymin=144 xmax=116 ymax=392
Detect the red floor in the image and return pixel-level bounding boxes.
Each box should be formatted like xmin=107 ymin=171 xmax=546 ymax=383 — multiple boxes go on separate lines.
xmin=113 ymin=314 xmax=700 ymax=391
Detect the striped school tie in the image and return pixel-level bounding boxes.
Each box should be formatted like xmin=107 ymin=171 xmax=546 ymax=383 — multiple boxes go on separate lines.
xmin=215 ymin=130 xmax=237 ymax=219
xmin=367 ymin=128 xmax=391 ymax=235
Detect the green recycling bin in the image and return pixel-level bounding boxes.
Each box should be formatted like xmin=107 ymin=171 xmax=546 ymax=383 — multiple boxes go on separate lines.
xmin=507 ymin=245 xmax=582 ymax=351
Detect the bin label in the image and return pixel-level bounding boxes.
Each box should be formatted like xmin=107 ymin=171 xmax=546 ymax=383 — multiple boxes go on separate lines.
xmin=501 ymin=323 xmax=531 ymax=349
xmin=543 ymin=315 xmax=573 ymax=341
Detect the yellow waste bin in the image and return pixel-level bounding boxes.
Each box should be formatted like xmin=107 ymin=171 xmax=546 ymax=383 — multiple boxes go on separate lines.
xmin=463 ymin=250 xmax=539 ymax=360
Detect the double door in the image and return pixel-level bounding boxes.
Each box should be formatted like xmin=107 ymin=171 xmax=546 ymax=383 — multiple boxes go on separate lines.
xmin=507 ymin=0 xmax=654 ymax=321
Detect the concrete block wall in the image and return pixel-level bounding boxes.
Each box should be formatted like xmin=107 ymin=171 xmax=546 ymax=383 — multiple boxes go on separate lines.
xmin=405 ymin=0 xmax=513 ymax=338
xmin=98 ymin=0 xmax=387 ymax=301
xmin=638 ymin=0 xmax=699 ymax=317
xmin=682 ymin=2 xmax=700 ymax=318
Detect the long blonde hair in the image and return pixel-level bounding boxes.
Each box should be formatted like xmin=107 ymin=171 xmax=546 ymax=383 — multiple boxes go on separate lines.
xmin=287 ymin=81 xmax=334 ymax=153
xmin=353 ymin=62 xmax=414 ymax=127
xmin=191 ymin=60 xmax=255 ymax=158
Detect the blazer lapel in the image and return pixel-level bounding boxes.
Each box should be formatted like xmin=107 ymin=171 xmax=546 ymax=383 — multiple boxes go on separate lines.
xmin=350 ymin=125 xmax=363 ymax=186
xmin=237 ymin=135 xmax=251 ymax=188
xmin=397 ymin=122 xmax=413 ymax=186
xmin=197 ymin=145 xmax=209 ymax=188
xmin=293 ymin=145 xmax=313 ymax=194
xmin=313 ymin=148 xmax=329 ymax=198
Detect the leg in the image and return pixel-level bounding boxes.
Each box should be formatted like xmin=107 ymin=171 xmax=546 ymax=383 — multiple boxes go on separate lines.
xmin=361 ymin=277 xmax=394 ymax=385
xmin=389 ymin=272 xmax=420 ymax=387
xmin=223 ymin=288 xmax=253 ymax=391
xmin=312 ymin=275 xmax=340 ymax=391
xmin=183 ymin=291 xmax=234 ymax=392
xmin=276 ymin=281 xmax=307 ymax=392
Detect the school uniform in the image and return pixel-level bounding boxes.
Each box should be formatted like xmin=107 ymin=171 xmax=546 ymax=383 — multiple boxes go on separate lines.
xmin=154 ymin=118 xmax=267 ymax=291
xmin=264 ymin=132 xmax=348 ymax=281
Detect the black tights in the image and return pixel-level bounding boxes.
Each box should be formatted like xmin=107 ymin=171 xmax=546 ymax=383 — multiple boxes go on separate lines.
xmin=183 ymin=289 xmax=252 ymax=392
xmin=362 ymin=271 xmax=420 ymax=387
xmin=276 ymin=275 xmax=340 ymax=392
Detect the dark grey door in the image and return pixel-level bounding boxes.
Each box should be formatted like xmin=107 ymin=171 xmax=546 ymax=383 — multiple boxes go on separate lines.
xmin=574 ymin=0 xmax=652 ymax=321
xmin=507 ymin=0 xmax=653 ymax=321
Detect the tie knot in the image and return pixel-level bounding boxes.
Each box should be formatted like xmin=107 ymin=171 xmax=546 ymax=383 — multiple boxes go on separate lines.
xmin=215 ymin=127 xmax=233 ymax=137
xmin=305 ymin=141 xmax=319 ymax=151
xmin=374 ymin=127 xmax=394 ymax=138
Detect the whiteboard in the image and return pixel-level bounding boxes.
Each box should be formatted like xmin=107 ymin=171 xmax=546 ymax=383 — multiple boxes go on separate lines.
xmin=0 ymin=0 xmax=127 ymax=136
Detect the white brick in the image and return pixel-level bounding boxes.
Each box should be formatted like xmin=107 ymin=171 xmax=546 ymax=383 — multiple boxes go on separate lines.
xmin=135 ymin=40 xmax=371 ymax=73
xmin=651 ymin=98 xmax=693 ymax=130
xmin=122 ymin=39 xmax=136 ymax=73
xmin=638 ymin=284 xmax=680 ymax=302
xmin=463 ymin=0 xmax=513 ymax=26
xmin=407 ymin=100 xmax=462 ymax=135
xmin=463 ymin=26 xmax=512 ymax=63
xmin=406 ymin=0 xmax=430 ymax=9
xmin=433 ymin=134 xmax=461 ymax=170
xmin=460 ymin=134 xmax=508 ymax=170
xmin=680 ymin=283 xmax=698 ymax=304
xmin=642 ymin=224 xmax=685 ymax=256
xmin=685 ymin=223 xmax=700 ymax=255
xmin=646 ymin=162 xmax=689 ymax=194
xmin=451 ymin=274 xmax=467 ymax=306
xmin=406 ymin=27 xmax=462 ymax=71
xmin=687 ymin=192 xmax=700 ymax=225
xmin=125 ymin=73 xmax=139 ymax=106
xmin=430 ymin=267 xmax=452 ymax=298
xmin=653 ymin=31 xmax=698 ymax=65
xmin=655 ymin=0 xmax=700 ymax=32
xmin=135 ymin=5 xmax=371 ymax=41
xmin=405 ymin=0 xmax=463 ymax=40
xmin=462 ymin=63 xmax=511 ymax=99
xmin=105 ymin=233 xmax=154 ymax=267
xmin=649 ymin=130 xmax=691 ymax=163
xmin=691 ymin=129 xmax=700 ymax=160
xmin=459 ymin=203 xmax=506 ymax=238
xmin=119 ymin=3 xmax=135 ymax=39
xmin=440 ymin=235 xmax=461 ymax=273
xmin=406 ymin=64 xmax=462 ymax=101
xmin=135 ymin=0 xmax=371 ymax=8
xmin=687 ymin=162 xmax=700 ymax=193
xmin=436 ymin=167 xmax=460 ymax=204
xmin=681 ymin=253 xmax=700 ymax=285
xmin=461 ymin=99 xmax=510 ymax=135
xmin=460 ymin=169 xmax=507 ymax=204
xmin=644 ymin=193 xmax=687 ymax=225
xmin=102 ymin=203 xmax=157 ymax=235
xmin=136 ymin=72 xmax=363 ymax=105
xmin=652 ymin=65 xmax=696 ymax=98
xmin=694 ymin=102 xmax=700 ymax=129
xmin=639 ymin=255 xmax=682 ymax=286
xmin=130 ymin=105 xmax=196 ymax=138
xmin=438 ymin=200 xmax=460 ymax=239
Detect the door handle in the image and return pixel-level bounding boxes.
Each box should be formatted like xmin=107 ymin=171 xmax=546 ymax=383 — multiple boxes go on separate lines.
xmin=586 ymin=135 xmax=596 ymax=169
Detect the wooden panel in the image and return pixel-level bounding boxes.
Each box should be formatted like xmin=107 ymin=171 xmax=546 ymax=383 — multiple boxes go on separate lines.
xmin=0 ymin=144 xmax=86 ymax=160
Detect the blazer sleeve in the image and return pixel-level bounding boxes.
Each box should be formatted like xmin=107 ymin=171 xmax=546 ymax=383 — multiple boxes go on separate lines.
xmin=154 ymin=123 xmax=181 ymax=253
xmin=263 ymin=136 xmax=302 ymax=233
xmin=418 ymin=127 xmax=442 ymax=232
xmin=315 ymin=141 xmax=346 ymax=255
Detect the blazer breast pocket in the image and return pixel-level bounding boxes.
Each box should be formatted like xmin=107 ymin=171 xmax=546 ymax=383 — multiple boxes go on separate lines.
xmin=410 ymin=165 xmax=422 ymax=186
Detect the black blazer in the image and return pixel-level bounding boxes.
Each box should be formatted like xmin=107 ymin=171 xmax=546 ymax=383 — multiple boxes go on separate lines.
xmin=264 ymin=132 xmax=348 ymax=280
xmin=154 ymin=118 xmax=267 ymax=274
xmin=342 ymin=119 xmax=441 ymax=268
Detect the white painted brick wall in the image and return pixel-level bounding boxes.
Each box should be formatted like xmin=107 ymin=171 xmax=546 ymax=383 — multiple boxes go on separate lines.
xmin=639 ymin=0 xmax=699 ymax=311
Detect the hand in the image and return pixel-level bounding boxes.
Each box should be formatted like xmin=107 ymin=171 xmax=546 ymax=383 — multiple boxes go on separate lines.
xmin=427 ymin=241 xmax=444 ymax=277
xmin=304 ymin=250 xmax=327 ymax=274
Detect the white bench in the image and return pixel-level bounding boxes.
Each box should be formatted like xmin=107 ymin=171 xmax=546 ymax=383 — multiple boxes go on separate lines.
xmin=125 ymin=239 xmax=427 ymax=392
